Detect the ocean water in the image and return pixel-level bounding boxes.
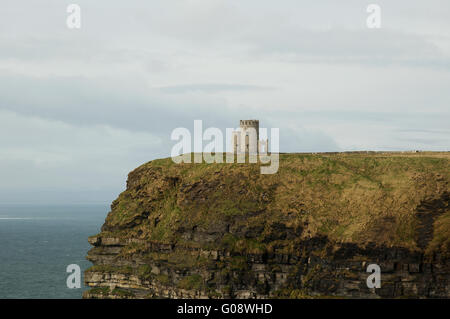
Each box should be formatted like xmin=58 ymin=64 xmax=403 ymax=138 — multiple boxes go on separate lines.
xmin=0 ymin=204 xmax=107 ymax=299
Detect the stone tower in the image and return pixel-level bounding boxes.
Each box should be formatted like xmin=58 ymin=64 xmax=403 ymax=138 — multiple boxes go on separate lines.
xmin=232 ymin=120 xmax=268 ymax=154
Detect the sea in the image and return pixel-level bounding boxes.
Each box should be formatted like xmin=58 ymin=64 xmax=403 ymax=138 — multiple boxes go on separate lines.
xmin=0 ymin=204 xmax=108 ymax=299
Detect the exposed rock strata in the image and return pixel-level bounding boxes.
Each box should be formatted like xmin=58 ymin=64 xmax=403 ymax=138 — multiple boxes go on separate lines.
xmin=84 ymin=153 xmax=450 ymax=298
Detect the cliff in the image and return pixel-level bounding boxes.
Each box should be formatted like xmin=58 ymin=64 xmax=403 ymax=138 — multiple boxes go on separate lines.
xmin=84 ymin=152 xmax=450 ymax=298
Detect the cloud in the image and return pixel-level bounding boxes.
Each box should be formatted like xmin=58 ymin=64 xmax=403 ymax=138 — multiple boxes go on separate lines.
xmin=0 ymin=72 xmax=232 ymax=133
xmin=158 ymin=83 xmax=274 ymax=93
xmin=0 ymin=0 xmax=449 ymax=203
xmin=242 ymin=28 xmax=450 ymax=69
xmin=0 ymin=109 xmax=164 ymax=202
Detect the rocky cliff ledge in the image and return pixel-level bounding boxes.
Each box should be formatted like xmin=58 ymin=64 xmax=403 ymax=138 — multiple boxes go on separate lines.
xmin=84 ymin=152 xmax=449 ymax=298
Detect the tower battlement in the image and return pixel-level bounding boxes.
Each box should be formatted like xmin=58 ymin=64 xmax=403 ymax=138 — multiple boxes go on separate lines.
xmin=240 ymin=120 xmax=259 ymax=127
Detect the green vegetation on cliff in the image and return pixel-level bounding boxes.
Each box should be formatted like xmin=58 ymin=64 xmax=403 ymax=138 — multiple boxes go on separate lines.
xmin=101 ymin=152 xmax=449 ymax=254
xmin=85 ymin=152 xmax=449 ymax=299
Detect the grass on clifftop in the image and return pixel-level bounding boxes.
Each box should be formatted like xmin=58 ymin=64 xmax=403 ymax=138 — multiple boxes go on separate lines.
xmin=100 ymin=152 xmax=449 ymax=253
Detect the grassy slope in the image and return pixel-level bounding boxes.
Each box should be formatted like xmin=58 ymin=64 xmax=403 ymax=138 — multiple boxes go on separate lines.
xmin=100 ymin=152 xmax=450 ymax=256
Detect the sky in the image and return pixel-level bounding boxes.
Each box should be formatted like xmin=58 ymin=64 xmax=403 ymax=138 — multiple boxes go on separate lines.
xmin=0 ymin=0 xmax=449 ymax=204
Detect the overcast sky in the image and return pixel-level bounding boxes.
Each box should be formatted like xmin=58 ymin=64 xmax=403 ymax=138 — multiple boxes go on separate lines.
xmin=0 ymin=0 xmax=449 ymax=204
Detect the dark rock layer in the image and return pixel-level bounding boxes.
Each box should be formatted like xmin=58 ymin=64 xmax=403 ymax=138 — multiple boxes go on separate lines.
xmin=84 ymin=153 xmax=450 ymax=298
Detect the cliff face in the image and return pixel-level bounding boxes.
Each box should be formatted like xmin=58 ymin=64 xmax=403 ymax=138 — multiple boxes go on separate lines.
xmin=84 ymin=153 xmax=450 ymax=298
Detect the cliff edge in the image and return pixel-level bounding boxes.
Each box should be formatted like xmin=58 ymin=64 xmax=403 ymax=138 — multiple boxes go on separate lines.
xmin=84 ymin=152 xmax=449 ymax=298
